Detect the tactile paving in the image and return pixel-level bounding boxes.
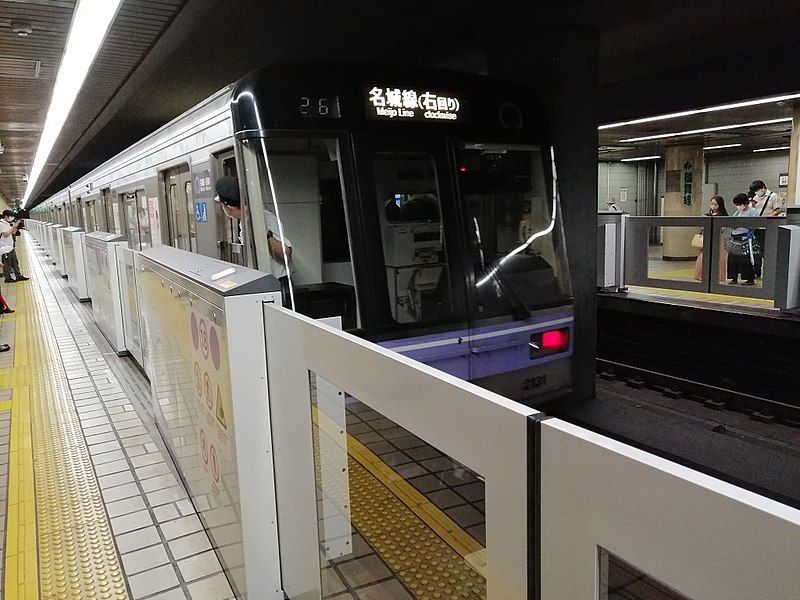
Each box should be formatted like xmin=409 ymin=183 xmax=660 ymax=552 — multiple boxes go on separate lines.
xmin=4 ymin=238 xmax=130 ymax=600
xmin=346 ymin=455 xmax=486 ymax=599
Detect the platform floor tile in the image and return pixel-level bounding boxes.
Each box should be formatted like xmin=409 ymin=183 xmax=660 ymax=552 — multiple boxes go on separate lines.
xmin=1 ymin=234 xmax=235 ymax=600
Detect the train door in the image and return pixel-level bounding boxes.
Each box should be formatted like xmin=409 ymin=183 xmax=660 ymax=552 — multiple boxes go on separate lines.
xmin=163 ymin=165 xmax=195 ymax=252
xmin=101 ymin=188 xmax=113 ymax=233
xmin=111 ymin=193 xmax=125 ymax=236
xmin=83 ymin=199 xmax=97 ymax=232
xmin=350 ymin=133 xmax=469 ymax=369
xmin=122 ymin=193 xmax=141 ymax=250
xmin=214 ymin=150 xmax=244 ymax=265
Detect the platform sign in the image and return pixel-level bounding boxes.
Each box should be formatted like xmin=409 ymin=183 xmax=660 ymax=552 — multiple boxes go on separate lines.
xmin=195 ymin=202 xmax=208 ymax=223
xmin=364 ymin=85 xmax=468 ymax=123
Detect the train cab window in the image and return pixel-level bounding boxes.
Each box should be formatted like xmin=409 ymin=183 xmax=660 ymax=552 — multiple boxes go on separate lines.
xmin=457 ymin=144 xmax=571 ymax=318
xmin=373 ymin=152 xmax=451 ymax=324
xmin=240 ymin=137 xmax=358 ymax=329
xmin=83 ymin=200 xmax=96 ymax=232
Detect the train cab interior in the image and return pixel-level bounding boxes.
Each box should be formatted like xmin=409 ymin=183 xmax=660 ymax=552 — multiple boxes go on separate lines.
xmin=236 ymin=134 xmax=572 ymax=338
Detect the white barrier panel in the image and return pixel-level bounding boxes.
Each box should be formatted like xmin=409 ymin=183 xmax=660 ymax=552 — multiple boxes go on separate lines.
xmin=263 ymin=304 xmax=537 ymax=599
xmin=84 ymin=233 xmax=127 ymax=354
xmin=47 ymin=223 xmax=64 ymax=264
xmin=66 ymin=229 xmax=90 ymax=301
xmin=56 ymin=226 xmax=77 ymax=277
xmin=115 ymin=246 xmax=145 ymax=370
xmin=775 ymin=225 xmax=800 ymax=310
xmin=539 ymin=419 xmax=800 ymax=599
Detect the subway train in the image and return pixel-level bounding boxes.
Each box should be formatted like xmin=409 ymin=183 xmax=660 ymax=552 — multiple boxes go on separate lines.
xmin=31 ymin=63 xmax=574 ymax=405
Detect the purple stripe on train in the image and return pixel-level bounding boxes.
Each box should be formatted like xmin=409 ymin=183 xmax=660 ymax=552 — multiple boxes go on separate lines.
xmin=379 ymin=313 xmax=573 ymax=380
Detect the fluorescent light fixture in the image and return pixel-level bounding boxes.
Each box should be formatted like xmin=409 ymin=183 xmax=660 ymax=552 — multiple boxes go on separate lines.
xmin=599 ymin=92 xmax=800 ymax=130
xmin=703 ymin=143 xmax=742 ymax=150
xmin=619 ymin=118 xmax=792 ymax=143
xmin=21 ymin=0 xmax=122 ymax=208
xmin=620 ymin=155 xmax=661 ymax=162
xmin=753 ymin=146 xmax=790 ymax=153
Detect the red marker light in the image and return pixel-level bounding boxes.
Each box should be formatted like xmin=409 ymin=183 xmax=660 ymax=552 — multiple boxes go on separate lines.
xmin=541 ymin=329 xmax=569 ymax=351
xmin=458 ymin=165 xmax=468 ymax=173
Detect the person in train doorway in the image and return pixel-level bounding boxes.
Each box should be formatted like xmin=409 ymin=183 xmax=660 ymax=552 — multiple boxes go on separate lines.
xmin=749 ymin=180 xmax=782 ymax=279
xmin=605 ymin=198 xmax=622 ymax=212
xmin=0 ymin=210 xmax=30 ymax=283
xmin=213 ymin=176 xmax=294 ymax=304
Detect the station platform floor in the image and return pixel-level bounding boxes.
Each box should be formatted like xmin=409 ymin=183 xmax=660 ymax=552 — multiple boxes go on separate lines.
xmin=0 ymin=233 xmax=491 ymax=600
xmin=0 ymin=236 xmax=236 ymax=600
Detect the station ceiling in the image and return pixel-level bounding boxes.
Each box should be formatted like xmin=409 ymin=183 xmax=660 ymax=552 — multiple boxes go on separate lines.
xmin=4 ymin=0 xmax=800 ymax=208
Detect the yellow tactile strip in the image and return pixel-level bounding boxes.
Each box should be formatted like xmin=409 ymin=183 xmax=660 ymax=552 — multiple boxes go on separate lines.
xmin=1 ymin=237 xmax=129 ymax=600
xmin=346 ymin=456 xmax=486 ymax=599
xmin=312 ymin=403 xmax=486 ymax=598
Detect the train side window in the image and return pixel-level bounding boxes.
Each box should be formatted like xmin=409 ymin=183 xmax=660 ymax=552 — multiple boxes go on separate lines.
xmin=372 ymin=152 xmax=452 ymax=324
xmin=214 ymin=150 xmax=244 ymax=265
xmin=83 ymin=200 xmax=96 ymax=232
xmin=239 ymin=137 xmax=359 ymax=329
xmin=456 ymin=144 xmax=571 ymax=317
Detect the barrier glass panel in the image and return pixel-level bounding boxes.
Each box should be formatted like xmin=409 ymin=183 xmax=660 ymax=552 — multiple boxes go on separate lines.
xmin=309 ymin=372 xmax=487 ymax=599
xmin=646 ymin=226 xmax=702 ymax=283
xmin=599 ymin=548 xmax=691 ymax=600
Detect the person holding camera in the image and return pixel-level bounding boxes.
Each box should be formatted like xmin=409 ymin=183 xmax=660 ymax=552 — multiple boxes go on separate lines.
xmin=0 ymin=210 xmax=30 ymax=283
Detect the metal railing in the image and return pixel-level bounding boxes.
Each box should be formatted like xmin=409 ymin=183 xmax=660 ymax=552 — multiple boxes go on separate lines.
xmin=599 ymin=213 xmax=800 ymax=309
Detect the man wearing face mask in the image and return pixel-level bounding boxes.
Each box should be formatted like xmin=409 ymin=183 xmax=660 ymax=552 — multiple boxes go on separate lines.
xmin=749 ymin=180 xmax=782 ymax=278
xmin=750 ymin=180 xmax=782 ymax=217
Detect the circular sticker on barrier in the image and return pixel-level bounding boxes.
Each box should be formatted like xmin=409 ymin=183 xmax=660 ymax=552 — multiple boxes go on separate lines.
xmin=200 ymin=429 xmax=208 ymax=465
xmin=199 ymin=319 xmax=209 ymax=359
xmin=210 ymin=327 xmax=220 ymax=370
xmin=190 ymin=313 xmax=199 ymax=350
xmin=194 ymin=362 xmax=202 ymax=398
xmin=203 ymin=372 xmax=213 ymax=409
xmin=209 ymin=444 xmax=219 ymax=484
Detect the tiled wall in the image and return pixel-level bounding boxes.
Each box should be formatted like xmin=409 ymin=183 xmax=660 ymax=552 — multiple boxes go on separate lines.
xmin=599 ymin=151 xmax=791 ymax=212
xmin=597 ymin=162 xmax=639 ymax=210
xmin=706 ymin=151 xmax=790 ymax=204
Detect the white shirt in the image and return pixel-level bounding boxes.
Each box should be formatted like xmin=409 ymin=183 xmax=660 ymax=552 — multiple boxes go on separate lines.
xmin=0 ymin=220 xmax=13 ymax=249
xmin=265 ymin=210 xmax=293 ymax=279
xmin=753 ymin=189 xmax=781 ymax=216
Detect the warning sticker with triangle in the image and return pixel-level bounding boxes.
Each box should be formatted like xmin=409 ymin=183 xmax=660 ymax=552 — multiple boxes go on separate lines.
xmin=215 ymin=386 xmax=227 ymax=429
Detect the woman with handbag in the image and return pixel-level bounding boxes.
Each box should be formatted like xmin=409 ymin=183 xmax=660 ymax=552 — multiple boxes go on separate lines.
xmin=726 ymin=193 xmax=759 ymax=286
xmin=693 ymin=195 xmax=728 ymax=281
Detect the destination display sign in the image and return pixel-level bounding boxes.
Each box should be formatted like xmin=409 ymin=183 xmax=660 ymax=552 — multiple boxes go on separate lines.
xmin=364 ymin=86 xmax=468 ymax=123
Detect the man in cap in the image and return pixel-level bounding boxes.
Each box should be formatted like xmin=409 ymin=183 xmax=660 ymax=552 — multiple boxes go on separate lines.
xmin=214 ymin=176 xmax=293 ymax=299
xmin=0 ymin=210 xmax=30 ymax=283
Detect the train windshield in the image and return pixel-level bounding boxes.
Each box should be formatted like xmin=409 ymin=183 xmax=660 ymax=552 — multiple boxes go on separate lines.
xmin=240 ymin=137 xmax=360 ymax=329
xmin=457 ymin=144 xmax=571 ymax=317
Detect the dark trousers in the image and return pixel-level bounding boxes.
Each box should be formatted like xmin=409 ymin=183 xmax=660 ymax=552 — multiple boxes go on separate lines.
xmin=1 ymin=249 xmax=21 ymax=281
xmin=727 ymin=236 xmax=755 ymax=283
xmin=753 ymin=229 xmax=766 ymax=277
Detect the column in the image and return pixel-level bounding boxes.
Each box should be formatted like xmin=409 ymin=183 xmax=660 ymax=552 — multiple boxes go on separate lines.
xmin=487 ymin=26 xmax=599 ymax=402
xmin=662 ymin=144 xmax=704 ymax=259
xmin=787 ymin=108 xmax=800 ymax=206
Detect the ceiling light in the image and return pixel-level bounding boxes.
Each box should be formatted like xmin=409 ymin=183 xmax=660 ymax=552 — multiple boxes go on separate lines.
xmin=21 ymin=0 xmax=123 ymax=209
xmin=11 ymin=22 xmax=33 ymax=37
xmin=599 ymin=93 xmax=800 ymax=130
xmin=753 ymin=146 xmax=790 ymax=153
xmin=703 ymin=143 xmax=742 ymax=150
xmin=619 ymin=118 xmax=792 ymax=143
xmin=620 ymin=155 xmax=661 ymax=162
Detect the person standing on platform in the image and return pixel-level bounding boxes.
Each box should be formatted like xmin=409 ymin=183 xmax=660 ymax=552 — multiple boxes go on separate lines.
xmin=727 ymin=194 xmax=759 ymax=286
xmin=0 ymin=210 xmax=30 ymax=283
xmin=694 ymin=195 xmax=728 ymax=281
xmin=749 ymin=180 xmax=782 ymax=278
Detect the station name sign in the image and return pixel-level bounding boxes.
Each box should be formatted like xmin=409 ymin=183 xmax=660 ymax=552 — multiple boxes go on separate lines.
xmin=364 ymin=86 xmax=468 ymax=123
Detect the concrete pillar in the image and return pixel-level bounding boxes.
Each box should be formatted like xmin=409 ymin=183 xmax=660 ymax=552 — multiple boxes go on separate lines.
xmin=487 ymin=26 xmax=599 ymax=402
xmin=788 ymin=109 xmax=800 ymax=206
xmin=662 ymin=144 xmax=704 ymax=259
